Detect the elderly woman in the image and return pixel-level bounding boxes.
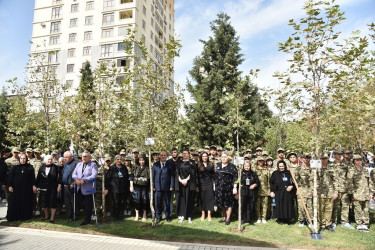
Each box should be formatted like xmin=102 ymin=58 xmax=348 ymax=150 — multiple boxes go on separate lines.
xmin=270 ymin=160 xmax=295 ymax=225
xmin=240 ymin=161 xmax=260 ymax=225
xmin=6 ymin=153 xmax=37 ymax=221
xmin=130 ymin=154 xmax=150 ymax=221
xmin=56 ymin=157 xmax=65 ymax=214
xmin=214 ymin=152 xmax=238 ymax=225
xmin=36 ymin=155 xmax=62 ymax=223
xmin=197 ymin=151 xmax=215 ymax=221
xmin=104 ymin=155 xmax=130 ymax=220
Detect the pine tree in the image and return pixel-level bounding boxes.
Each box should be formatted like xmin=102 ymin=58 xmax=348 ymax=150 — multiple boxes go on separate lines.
xmin=0 ymin=88 xmax=10 ymax=147
xmin=186 ymin=13 xmax=271 ymax=148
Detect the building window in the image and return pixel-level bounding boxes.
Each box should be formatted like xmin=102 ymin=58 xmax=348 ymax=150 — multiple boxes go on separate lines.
xmin=117 ymin=42 xmax=129 ymax=51
xmin=103 ymin=0 xmax=114 ymax=10
xmin=150 ymin=31 xmax=153 ymax=40
xmin=117 ymin=59 xmax=128 ymax=67
xmin=67 ymin=48 xmax=75 ymax=58
xmin=84 ymin=31 xmax=93 ymax=40
xmin=169 ymin=23 xmax=171 ymax=31
xmin=67 ymin=64 xmax=74 ymax=73
xmin=101 ymin=44 xmax=113 ymax=57
xmin=83 ymin=46 xmax=91 ymax=56
xmin=118 ymin=26 xmax=128 ymax=36
xmin=154 ymin=50 xmax=162 ymax=64
xmin=49 ymin=35 xmax=60 ymax=45
xmin=141 ymin=35 xmax=146 ymax=44
xmin=150 ymin=44 xmax=153 ymax=53
xmin=52 ymin=0 xmax=62 ymax=5
xmin=48 ymin=51 xmax=59 ymax=63
xmin=120 ymin=0 xmax=133 ymax=3
xmin=102 ymin=13 xmax=114 ymax=26
xmin=102 ymin=28 xmax=114 ymax=38
xmin=151 ymin=18 xmax=154 ymax=26
xmin=51 ymin=7 xmax=62 ymax=19
xmin=143 ymin=6 xmax=146 ymax=15
xmin=119 ymin=10 xmax=132 ymax=19
xmin=71 ymin=4 xmax=79 ymax=13
xmin=85 ymin=16 xmax=93 ymax=25
xmin=50 ymin=22 xmax=61 ymax=33
xmin=69 ymin=33 xmax=77 ymax=42
xmin=142 ymin=20 xmax=146 ymax=30
xmin=64 ymin=80 xmax=73 ymax=89
xmin=70 ymin=18 xmax=78 ymax=27
xmin=86 ymin=1 xmax=94 ymax=10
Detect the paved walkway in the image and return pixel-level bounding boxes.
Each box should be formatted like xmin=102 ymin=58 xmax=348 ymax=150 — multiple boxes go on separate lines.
xmin=0 ymin=201 xmax=284 ymax=250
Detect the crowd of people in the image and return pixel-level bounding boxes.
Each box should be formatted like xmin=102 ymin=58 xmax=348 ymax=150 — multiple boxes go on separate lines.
xmin=0 ymin=145 xmax=374 ymax=233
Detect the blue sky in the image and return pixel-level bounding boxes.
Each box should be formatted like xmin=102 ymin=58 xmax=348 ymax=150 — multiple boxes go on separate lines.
xmin=1 ymin=0 xmax=374 ymax=108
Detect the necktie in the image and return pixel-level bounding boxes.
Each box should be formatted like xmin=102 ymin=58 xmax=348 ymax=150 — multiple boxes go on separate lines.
xmin=82 ymin=164 xmax=87 ymax=174
xmin=162 ymin=163 xmax=165 ymax=169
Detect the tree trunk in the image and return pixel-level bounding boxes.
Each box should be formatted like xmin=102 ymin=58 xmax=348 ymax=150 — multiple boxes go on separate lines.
xmin=149 ymin=147 xmax=156 ymax=226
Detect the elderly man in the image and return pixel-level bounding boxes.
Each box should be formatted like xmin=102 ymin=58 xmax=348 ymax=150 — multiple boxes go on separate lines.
xmin=62 ymin=151 xmax=78 ymax=221
xmin=72 ymin=151 xmax=98 ymax=225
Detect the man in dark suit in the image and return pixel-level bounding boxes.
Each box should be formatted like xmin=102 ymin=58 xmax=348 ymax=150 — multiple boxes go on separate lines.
xmin=62 ymin=151 xmax=78 ymax=220
xmin=153 ymin=151 xmax=174 ymax=223
xmin=72 ymin=151 xmax=98 ymax=225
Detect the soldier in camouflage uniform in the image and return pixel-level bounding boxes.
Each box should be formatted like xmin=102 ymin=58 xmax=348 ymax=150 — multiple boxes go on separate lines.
xmin=273 ymin=148 xmax=291 ymax=170
xmin=317 ymin=152 xmax=338 ymax=232
xmin=347 ymin=154 xmax=373 ymax=232
xmin=131 ymin=148 xmax=140 ymax=167
xmin=52 ymin=150 xmax=59 ymax=165
xmin=329 ymin=150 xmax=353 ymax=229
xmin=30 ymin=148 xmax=43 ymax=215
xmin=25 ymin=148 xmax=33 ymax=160
xmin=265 ymin=157 xmax=275 ymax=220
xmin=287 ymin=152 xmax=299 ymax=221
xmin=217 ymin=146 xmax=223 ymax=158
xmin=294 ymin=153 xmax=313 ymax=227
xmin=209 ymin=145 xmax=220 ymax=166
xmin=254 ymin=157 xmax=270 ymax=223
xmin=342 ymin=149 xmax=355 ymax=222
xmin=371 ymin=168 xmax=375 ymax=200
xmin=262 ymin=151 xmax=269 ymax=161
xmin=4 ymin=147 xmax=20 ymax=203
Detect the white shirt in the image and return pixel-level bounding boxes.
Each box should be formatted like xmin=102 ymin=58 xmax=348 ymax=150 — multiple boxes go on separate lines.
xmin=45 ymin=166 xmax=51 ymax=176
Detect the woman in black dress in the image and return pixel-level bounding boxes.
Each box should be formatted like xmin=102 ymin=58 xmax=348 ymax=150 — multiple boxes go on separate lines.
xmin=240 ymin=161 xmax=260 ymax=225
xmin=7 ymin=153 xmax=37 ymax=221
xmin=270 ymin=160 xmax=295 ymax=225
xmin=197 ymin=152 xmax=215 ymax=221
xmin=214 ymin=152 xmax=238 ymax=225
xmin=104 ymin=155 xmax=130 ymax=220
xmin=130 ymin=154 xmax=150 ymax=221
xmin=176 ymin=149 xmax=197 ymax=223
xmin=36 ymin=155 xmax=61 ymax=223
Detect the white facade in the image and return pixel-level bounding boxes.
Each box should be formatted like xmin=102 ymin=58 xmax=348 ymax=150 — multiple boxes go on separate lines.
xmin=30 ymin=0 xmax=175 ymax=94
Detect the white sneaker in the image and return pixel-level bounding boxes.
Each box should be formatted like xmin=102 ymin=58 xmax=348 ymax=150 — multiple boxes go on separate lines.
xmin=91 ymin=215 xmax=97 ymax=221
xmin=106 ymin=212 xmax=111 ymax=217
xmin=124 ymin=210 xmax=128 ymax=216
xmin=214 ymin=206 xmax=217 ymax=212
xmin=256 ymin=219 xmax=261 ymax=224
xmin=331 ymin=223 xmax=336 ymax=229
xmin=341 ymin=223 xmax=354 ymax=229
xmin=179 ymin=216 xmax=184 ymax=223
xmin=262 ymin=219 xmax=267 ymax=224
xmin=2 ymin=199 xmax=7 ymax=203
xmin=35 ymin=211 xmax=40 ymax=216
xmin=299 ymin=222 xmax=304 ymax=227
xmin=362 ymin=225 xmax=369 ymax=232
xmin=357 ymin=225 xmax=364 ymax=230
xmin=188 ymin=217 xmax=192 ymax=224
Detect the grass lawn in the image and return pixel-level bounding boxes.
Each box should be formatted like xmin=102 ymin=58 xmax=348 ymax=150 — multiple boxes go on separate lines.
xmin=1 ymin=209 xmax=374 ymax=249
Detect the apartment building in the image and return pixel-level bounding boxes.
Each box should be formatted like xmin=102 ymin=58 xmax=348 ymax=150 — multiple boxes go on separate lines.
xmin=30 ymin=0 xmax=175 ymax=95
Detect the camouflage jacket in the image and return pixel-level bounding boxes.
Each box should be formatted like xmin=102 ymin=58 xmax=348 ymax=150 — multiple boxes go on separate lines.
xmin=5 ymin=157 xmax=19 ymax=174
xmin=209 ymin=156 xmax=220 ymax=167
xmin=29 ymin=158 xmax=43 ymax=178
xmin=317 ymin=167 xmax=338 ymax=198
xmin=295 ymin=164 xmax=313 ymax=198
xmin=370 ymin=169 xmax=375 ymax=195
xmin=255 ymin=166 xmax=270 ymax=196
xmin=289 ymin=163 xmax=299 ymax=176
xmin=348 ymin=166 xmax=371 ymax=201
xmin=329 ymin=161 xmax=350 ymax=193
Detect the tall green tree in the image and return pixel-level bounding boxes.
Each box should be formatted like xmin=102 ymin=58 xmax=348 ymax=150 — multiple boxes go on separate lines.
xmin=186 ymin=13 xmax=271 ymax=148
xmin=0 ymin=88 xmax=10 ymax=147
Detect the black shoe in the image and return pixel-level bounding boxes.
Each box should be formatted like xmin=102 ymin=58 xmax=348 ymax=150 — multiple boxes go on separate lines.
xmin=166 ymin=218 xmax=172 ymax=222
xmin=225 ymin=220 xmax=231 ymax=226
xmin=80 ymin=221 xmax=90 ymax=226
xmin=326 ymin=226 xmax=335 ymax=232
xmin=277 ymin=220 xmax=284 ymax=225
xmin=319 ymin=227 xmax=325 ymax=232
xmin=50 ymin=220 xmax=55 ymax=223
xmin=218 ymin=219 xmax=225 ymax=223
xmin=42 ymin=217 xmax=49 ymax=221
xmin=156 ymin=218 xmax=161 ymax=224
xmin=241 ymin=220 xmax=245 ymax=225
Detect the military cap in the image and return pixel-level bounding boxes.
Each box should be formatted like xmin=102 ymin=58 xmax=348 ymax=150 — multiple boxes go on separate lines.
xmin=192 ymin=151 xmax=199 ymax=156
xmin=52 ymin=150 xmax=58 ymax=155
xmin=266 ymin=156 xmax=274 ymax=161
xmin=125 ymin=156 xmax=132 ymax=161
xmin=197 ymin=148 xmax=204 ymax=154
xmin=190 ymin=147 xmax=196 ymax=151
xmin=287 ymin=152 xmax=297 ymax=159
xmin=120 ymin=149 xmax=127 ymax=155
xmin=105 ymin=156 xmax=111 ymax=162
xmin=152 ymin=151 xmax=160 ymax=155
xmin=303 ymin=152 xmax=312 ymax=158
xmin=33 ymin=148 xmax=41 ymax=154
xmin=277 ymin=148 xmax=285 ymax=153
xmin=333 ymin=149 xmax=342 ymax=154
xmin=132 ymin=148 xmax=139 ymax=153
xmin=26 ymin=148 xmax=33 ymax=153
xmin=343 ymin=149 xmax=352 ymax=154
xmin=204 ymin=146 xmax=209 ymax=150
xmin=245 ymin=148 xmax=252 ymax=153
xmin=256 ymin=157 xmax=265 ymax=163
xmin=210 ymin=145 xmax=217 ymax=150
xmin=12 ymin=147 xmax=20 ymax=153
xmin=262 ymin=151 xmax=269 ymax=156
xmin=256 ymin=147 xmax=263 ymax=151
xmin=217 ymin=146 xmax=223 ymax=151
xmin=352 ymin=154 xmax=362 ymax=162
xmin=320 ymin=152 xmax=329 ymax=159
xmin=244 ymin=154 xmax=251 ymax=159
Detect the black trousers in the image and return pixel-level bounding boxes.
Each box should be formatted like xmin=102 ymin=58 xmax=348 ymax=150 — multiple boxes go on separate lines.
xmin=76 ymin=189 xmax=93 ymax=223
xmin=155 ymin=190 xmax=171 ymax=220
xmin=63 ymin=185 xmax=74 ymax=219
xmin=111 ymin=192 xmax=127 ymax=220
xmin=241 ymin=190 xmax=256 ymax=222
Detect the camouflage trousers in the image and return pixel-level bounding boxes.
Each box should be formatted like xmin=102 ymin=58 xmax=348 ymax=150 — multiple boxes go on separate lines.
xmin=298 ymin=197 xmax=313 ymax=222
xmin=256 ymin=196 xmax=268 ymax=220
xmin=353 ymin=200 xmax=369 ymax=226
xmin=332 ymin=192 xmax=350 ymax=224
xmin=318 ymin=197 xmax=333 ymax=228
